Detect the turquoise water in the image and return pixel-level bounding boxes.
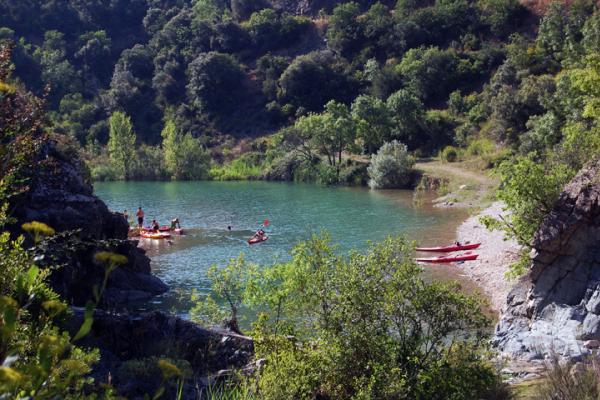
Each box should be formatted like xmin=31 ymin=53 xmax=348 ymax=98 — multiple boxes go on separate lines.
xmin=94 ymin=181 xmax=468 ymax=316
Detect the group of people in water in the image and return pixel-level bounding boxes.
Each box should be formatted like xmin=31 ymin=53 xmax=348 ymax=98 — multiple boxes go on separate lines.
xmin=123 ymin=207 xmax=180 ymax=232
xmin=124 ymin=207 xmax=267 ymax=241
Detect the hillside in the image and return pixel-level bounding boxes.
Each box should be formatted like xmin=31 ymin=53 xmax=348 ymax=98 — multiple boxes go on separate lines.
xmin=0 ymin=0 xmax=537 ymax=180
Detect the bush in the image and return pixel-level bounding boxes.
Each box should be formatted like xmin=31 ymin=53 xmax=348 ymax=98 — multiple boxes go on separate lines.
xmin=91 ymin=163 xmax=120 ymax=181
xmin=441 ymin=145 xmax=459 ymax=162
xmin=368 ymin=140 xmax=415 ymax=189
xmin=218 ymin=234 xmax=509 ymax=399
xmin=209 ymin=153 xmax=263 ymax=181
xmin=466 ymin=137 xmax=496 ymax=157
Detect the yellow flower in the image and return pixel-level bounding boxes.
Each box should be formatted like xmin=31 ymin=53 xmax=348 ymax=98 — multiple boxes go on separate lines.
xmin=94 ymin=251 xmax=128 ymax=266
xmin=157 ymin=359 xmax=182 ymax=380
xmin=22 ymin=221 xmax=55 ymax=237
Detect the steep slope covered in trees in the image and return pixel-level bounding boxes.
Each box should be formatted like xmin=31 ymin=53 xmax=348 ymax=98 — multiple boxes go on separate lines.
xmin=1 ymin=0 xmax=533 ymax=181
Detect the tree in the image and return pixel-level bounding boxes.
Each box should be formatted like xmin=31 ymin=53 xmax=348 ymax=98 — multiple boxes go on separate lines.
xmin=295 ymin=100 xmax=356 ymax=176
xmin=161 ymin=120 xmax=210 ymax=180
xmin=186 ymin=52 xmax=245 ymax=119
xmin=386 ymin=88 xmax=424 ymax=146
xmin=367 ymin=140 xmax=415 ymax=189
xmin=161 ymin=119 xmax=179 ymax=177
xmin=107 ymin=111 xmax=136 ymax=180
xmin=481 ymin=155 xmax=572 ymax=248
xmin=278 ymin=51 xmax=357 ymax=112
xmin=327 ymin=2 xmax=363 ymax=57
xmin=351 ymin=94 xmax=394 ymax=154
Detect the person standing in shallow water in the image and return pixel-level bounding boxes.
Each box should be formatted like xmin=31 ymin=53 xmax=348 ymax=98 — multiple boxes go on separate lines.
xmin=136 ymin=207 xmax=144 ymax=228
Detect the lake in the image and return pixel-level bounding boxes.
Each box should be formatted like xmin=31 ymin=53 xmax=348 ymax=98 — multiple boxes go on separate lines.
xmin=95 ymin=181 xmax=472 ymax=317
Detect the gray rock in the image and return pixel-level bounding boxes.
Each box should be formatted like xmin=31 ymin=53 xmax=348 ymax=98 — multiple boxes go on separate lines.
xmin=494 ymin=157 xmax=600 ymax=363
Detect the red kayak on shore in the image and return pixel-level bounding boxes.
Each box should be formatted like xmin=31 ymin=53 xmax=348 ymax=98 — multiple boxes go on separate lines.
xmin=248 ymin=236 xmax=268 ymax=245
xmin=415 ymin=252 xmax=479 ymax=263
xmin=415 ymin=242 xmax=481 ymax=253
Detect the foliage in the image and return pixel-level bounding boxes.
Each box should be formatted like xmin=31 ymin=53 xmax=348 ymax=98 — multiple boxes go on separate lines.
xmin=191 ymin=255 xmax=254 ymax=333
xmin=107 ymin=111 xmax=136 ymax=180
xmin=440 ymin=145 xmax=459 ymax=163
xmin=480 ymin=155 xmax=573 ymax=247
xmin=161 ymin=120 xmax=210 ymax=180
xmin=202 ymin=234 xmax=506 ymax=399
xmin=533 ymin=353 xmax=600 ymax=400
xmin=0 ymin=217 xmax=110 ymax=398
xmin=210 ymin=155 xmax=264 ymax=181
xmin=367 ymin=140 xmax=415 ymax=189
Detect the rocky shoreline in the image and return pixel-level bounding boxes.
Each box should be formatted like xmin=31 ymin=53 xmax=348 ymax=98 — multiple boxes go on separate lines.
xmin=455 ymin=202 xmax=521 ymax=313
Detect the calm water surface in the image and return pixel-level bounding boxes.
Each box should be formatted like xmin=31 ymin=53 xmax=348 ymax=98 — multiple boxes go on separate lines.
xmin=95 ymin=181 xmax=474 ymax=317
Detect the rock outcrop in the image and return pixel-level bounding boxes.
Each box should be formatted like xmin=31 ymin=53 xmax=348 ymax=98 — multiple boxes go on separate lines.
xmin=494 ymin=157 xmax=600 ymax=361
xmin=8 ymin=137 xmax=167 ymax=304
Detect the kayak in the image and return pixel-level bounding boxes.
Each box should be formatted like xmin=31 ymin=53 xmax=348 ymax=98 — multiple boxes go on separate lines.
xmin=415 ymin=252 xmax=479 ymax=263
xmin=140 ymin=231 xmax=171 ymax=239
xmin=248 ymin=236 xmax=268 ymax=245
xmin=416 ymin=242 xmax=481 ymax=253
xmin=142 ymin=226 xmax=184 ymax=235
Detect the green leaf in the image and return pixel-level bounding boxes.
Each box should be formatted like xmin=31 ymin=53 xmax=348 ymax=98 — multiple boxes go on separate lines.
xmin=72 ymin=300 xmax=95 ymax=342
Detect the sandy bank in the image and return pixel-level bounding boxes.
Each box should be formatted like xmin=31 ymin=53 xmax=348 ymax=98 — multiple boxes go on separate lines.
xmin=456 ymin=202 xmax=521 ymax=313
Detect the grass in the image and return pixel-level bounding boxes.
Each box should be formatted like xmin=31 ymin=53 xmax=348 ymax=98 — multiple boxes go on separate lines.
xmin=209 ymin=157 xmax=264 ymax=181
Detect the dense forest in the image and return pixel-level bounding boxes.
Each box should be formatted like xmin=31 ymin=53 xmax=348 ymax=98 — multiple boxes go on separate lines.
xmin=1 ymin=0 xmax=531 ymax=182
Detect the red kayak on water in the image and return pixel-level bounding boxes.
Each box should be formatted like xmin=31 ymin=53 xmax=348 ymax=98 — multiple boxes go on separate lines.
xmin=140 ymin=231 xmax=171 ymax=239
xmin=248 ymin=236 xmax=268 ymax=245
xmin=158 ymin=226 xmax=184 ymax=235
xmin=415 ymin=252 xmax=479 ymax=263
xmin=415 ymin=242 xmax=481 ymax=252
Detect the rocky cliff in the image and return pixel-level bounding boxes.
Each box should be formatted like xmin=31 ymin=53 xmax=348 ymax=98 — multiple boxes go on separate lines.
xmin=8 ymin=136 xmax=167 ymax=303
xmin=494 ymin=157 xmax=600 ymax=361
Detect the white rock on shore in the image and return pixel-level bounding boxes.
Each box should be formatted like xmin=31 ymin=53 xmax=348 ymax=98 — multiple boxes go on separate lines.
xmin=456 ymin=202 xmax=521 ymax=313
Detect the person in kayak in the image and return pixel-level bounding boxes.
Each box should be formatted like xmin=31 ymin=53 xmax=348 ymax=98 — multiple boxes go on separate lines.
xmin=251 ymin=228 xmax=266 ymax=241
xmin=170 ymin=218 xmax=181 ymax=230
xmin=151 ymin=219 xmax=160 ymax=232
xmin=136 ymin=207 xmax=144 ymax=227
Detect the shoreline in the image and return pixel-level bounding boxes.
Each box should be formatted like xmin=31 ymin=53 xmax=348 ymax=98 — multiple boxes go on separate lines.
xmin=455 ymin=202 xmax=520 ymax=313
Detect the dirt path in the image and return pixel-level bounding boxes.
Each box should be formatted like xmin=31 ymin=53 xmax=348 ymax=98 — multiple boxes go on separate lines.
xmin=415 ymin=160 xmax=498 ymax=208
xmin=415 ymin=160 xmax=495 ymax=185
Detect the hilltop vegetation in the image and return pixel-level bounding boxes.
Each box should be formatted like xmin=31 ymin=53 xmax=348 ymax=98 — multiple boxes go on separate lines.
xmin=1 ymin=0 xmax=530 ymax=182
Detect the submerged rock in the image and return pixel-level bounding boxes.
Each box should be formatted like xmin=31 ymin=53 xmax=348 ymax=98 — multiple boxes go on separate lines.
xmin=494 ymin=157 xmax=600 ymax=361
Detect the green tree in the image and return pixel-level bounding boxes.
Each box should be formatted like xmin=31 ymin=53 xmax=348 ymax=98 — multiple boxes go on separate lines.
xmin=161 ymin=119 xmax=179 ymax=177
xmin=481 ymin=155 xmax=572 ymax=247
xmin=351 ymin=94 xmax=394 ymax=154
xmin=186 ymin=52 xmax=245 ymax=119
xmin=107 ymin=111 xmax=136 ymax=180
xmin=295 ymin=101 xmax=356 ymax=176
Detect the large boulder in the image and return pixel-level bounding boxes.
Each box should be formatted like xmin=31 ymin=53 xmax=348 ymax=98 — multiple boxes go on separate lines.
xmin=9 ymin=138 xmax=128 ymax=240
xmin=494 ymin=157 xmax=600 ymax=361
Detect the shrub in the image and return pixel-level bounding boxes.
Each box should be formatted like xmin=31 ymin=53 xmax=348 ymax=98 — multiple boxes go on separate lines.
xmin=367 ymin=140 xmax=415 ymax=189
xmin=441 ymin=145 xmax=459 ymax=162
xmin=466 ymin=137 xmax=496 ymax=157
xmin=534 ymin=354 xmax=600 ymax=400
xmin=91 ymin=163 xmax=120 ymax=181
xmin=209 ymin=153 xmax=263 ymax=181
